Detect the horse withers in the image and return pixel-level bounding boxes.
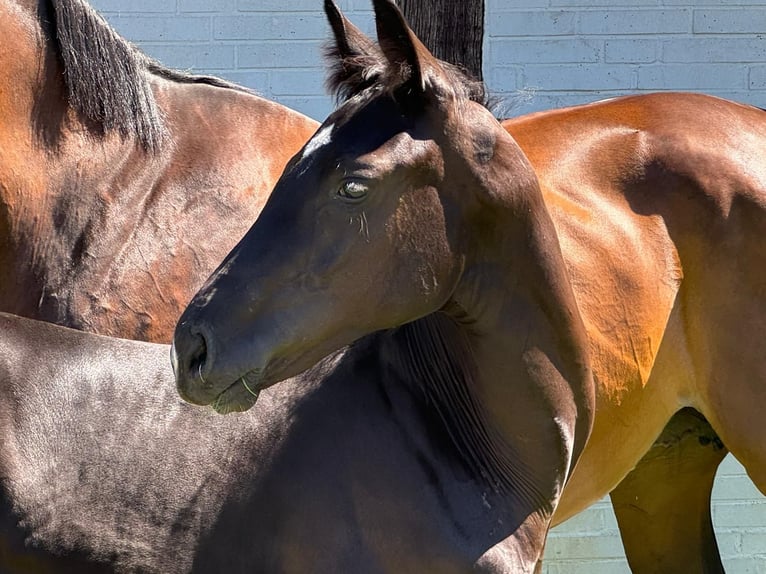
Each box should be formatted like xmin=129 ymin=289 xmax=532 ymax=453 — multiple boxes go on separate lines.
xmin=0 ymin=0 xmax=318 ymax=341
xmin=173 ymin=0 xmax=766 ymax=571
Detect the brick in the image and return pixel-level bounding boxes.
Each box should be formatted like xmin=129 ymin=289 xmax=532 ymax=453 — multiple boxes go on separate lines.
xmin=698 ymin=90 xmax=766 ymax=109
xmin=741 ymin=531 xmax=766 ymax=554
xmin=713 ymin=474 xmax=764 ymax=500
xmin=489 ymin=39 xmax=602 ymax=64
xmin=719 ymin=454 xmax=748 ymax=476
xmin=105 ymin=16 xmax=211 ymax=43
xmin=637 ymin=63 xmax=748 ymax=90
xmin=750 ymin=66 xmax=766 ymax=90
xmin=662 ymin=38 xmax=766 ymax=63
xmin=713 ymin=501 xmax=766 ymax=528
xmin=548 ymin=505 xmax=611 ymax=535
xmin=488 ymin=67 xmax=519 ymax=92
xmin=694 ymin=9 xmax=766 ymax=34
xmin=181 ymin=0 xmax=236 ymax=12
xmin=577 ymin=9 xmax=691 ymax=35
xmin=488 ymin=11 xmax=577 ymax=37
xmin=213 ymin=70 xmax=270 ymax=92
xmin=497 ymin=91 xmax=628 ymax=117
xmin=543 ymin=559 xmax=630 ymax=574
xmin=237 ymin=41 xmax=325 ymax=68
xmin=346 ymin=1 xmax=372 ymax=8
xmin=716 ymin=532 xmax=743 ymax=559
xmin=552 ymin=0 xmax=657 ymax=4
xmin=522 ymin=64 xmax=635 ymax=92
xmin=605 ymin=39 xmax=658 ymax=63
xmin=718 ymin=557 xmax=766 ymax=574
xmin=664 ymin=0 xmax=753 ymax=4
xmin=544 ymin=534 xmax=626 ymax=560
xmin=340 ymin=11 xmax=376 ymax=35
xmin=214 ymin=14 xmax=328 ymax=41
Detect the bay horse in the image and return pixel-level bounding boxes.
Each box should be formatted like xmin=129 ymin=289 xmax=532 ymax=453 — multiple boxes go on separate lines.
xmin=173 ymin=1 xmax=766 ymax=572
xmin=0 ymin=0 xmax=318 ymax=342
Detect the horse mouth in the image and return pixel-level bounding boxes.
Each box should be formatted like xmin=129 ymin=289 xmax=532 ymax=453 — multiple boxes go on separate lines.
xmin=211 ymin=370 xmax=263 ymax=415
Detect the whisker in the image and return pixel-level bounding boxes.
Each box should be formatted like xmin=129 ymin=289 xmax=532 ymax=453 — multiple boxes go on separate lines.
xmin=361 ymin=211 xmax=370 ymax=242
xmin=241 ymin=377 xmax=260 ymax=398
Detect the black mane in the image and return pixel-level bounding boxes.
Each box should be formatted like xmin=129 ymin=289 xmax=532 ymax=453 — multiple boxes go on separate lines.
xmin=377 ymin=313 xmax=552 ymax=513
xmin=45 ymin=0 xmax=254 ymax=152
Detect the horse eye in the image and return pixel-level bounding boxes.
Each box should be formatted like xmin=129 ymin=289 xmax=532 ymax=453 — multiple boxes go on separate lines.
xmin=337 ymin=180 xmax=369 ymax=202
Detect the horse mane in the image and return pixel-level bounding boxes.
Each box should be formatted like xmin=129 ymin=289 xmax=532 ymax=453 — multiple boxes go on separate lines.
xmin=379 ymin=313 xmax=551 ymax=512
xmin=46 ymin=0 xmax=254 ymax=152
xmin=323 ymin=38 xmax=489 ymax=110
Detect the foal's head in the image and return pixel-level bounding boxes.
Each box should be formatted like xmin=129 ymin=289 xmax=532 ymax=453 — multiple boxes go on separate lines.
xmin=173 ymin=0 xmax=540 ymax=413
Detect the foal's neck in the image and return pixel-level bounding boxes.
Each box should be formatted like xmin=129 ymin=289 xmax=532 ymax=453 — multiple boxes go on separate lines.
xmin=402 ymin=126 xmax=593 ymax=520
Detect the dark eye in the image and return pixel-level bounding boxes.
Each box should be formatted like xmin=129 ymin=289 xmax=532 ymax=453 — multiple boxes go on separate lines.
xmin=336 ymin=180 xmax=369 ymax=202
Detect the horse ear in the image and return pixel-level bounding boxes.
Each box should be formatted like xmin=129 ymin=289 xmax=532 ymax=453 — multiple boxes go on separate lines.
xmin=372 ymin=0 xmax=438 ymax=99
xmin=323 ymin=0 xmax=384 ymax=102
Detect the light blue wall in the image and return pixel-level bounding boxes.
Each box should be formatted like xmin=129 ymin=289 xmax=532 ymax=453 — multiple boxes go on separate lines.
xmin=486 ymin=1 xmax=766 ymax=116
xmin=90 ymin=1 xmax=766 ymax=571
xmin=92 ymin=0 xmax=766 ymax=121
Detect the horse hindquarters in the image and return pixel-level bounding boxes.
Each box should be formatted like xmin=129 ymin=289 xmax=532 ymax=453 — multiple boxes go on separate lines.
xmin=674 ymin=194 xmax=766 ymax=498
xmin=610 ymin=408 xmax=727 ymax=574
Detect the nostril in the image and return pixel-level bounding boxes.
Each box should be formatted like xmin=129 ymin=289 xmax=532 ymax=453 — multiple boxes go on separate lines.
xmin=173 ymin=322 xmax=218 ymax=405
xmin=188 ymin=333 xmax=208 ymax=383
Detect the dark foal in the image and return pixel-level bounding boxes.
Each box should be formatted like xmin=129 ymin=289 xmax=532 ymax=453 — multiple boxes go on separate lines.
xmin=0 ymin=0 xmax=317 ymax=342
xmin=175 ymin=1 xmax=766 ymax=572
xmin=174 ymin=1 xmax=594 ymax=570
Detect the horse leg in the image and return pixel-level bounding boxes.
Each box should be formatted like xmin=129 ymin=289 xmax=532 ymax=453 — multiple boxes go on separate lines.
xmin=609 ymin=408 xmax=728 ymax=574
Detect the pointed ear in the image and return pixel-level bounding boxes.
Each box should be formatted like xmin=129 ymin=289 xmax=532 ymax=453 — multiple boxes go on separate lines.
xmin=372 ymin=0 xmax=439 ymax=96
xmin=323 ymin=0 xmax=384 ymax=102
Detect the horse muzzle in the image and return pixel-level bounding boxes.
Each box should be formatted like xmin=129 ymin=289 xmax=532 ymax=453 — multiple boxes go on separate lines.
xmin=172 ymin=320 xmax=266 ymax=414
xmin=171 ymin=321 xmax=221 ymax=406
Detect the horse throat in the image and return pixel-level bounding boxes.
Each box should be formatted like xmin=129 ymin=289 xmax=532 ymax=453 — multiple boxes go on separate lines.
xmin=381 ymin=313 xmax=554 ymax=513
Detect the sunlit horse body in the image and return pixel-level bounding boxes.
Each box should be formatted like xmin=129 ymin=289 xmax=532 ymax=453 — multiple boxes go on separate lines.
xmin=0 ymin=0 xmax=317 ymax=341
xmin=503 ymin=94 xmax=766 ymax=571
xmin=173 ymin=1 xmax=766 ymax=572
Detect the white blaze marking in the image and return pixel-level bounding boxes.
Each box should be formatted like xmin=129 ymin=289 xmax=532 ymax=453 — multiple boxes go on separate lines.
xmin=301 ymin=124 xmax=334 ymax=162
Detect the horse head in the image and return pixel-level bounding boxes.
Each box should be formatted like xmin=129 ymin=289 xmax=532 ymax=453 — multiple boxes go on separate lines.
xmin=172 ymin=0 xmax=583 ymax=425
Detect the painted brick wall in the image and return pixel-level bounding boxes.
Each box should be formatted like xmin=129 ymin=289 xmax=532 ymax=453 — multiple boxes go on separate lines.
xmin=486 ymin=1 xmax=766 ymax=116
xmin=544 ymin=456 xmax=766 ymax=573
xmin=91 ymin=0 xmax=766 ymax=120
xmin=88 ymin=1 xmax=766 ymax=572
xmin=90 ymin=0 xmax=372 ymax=120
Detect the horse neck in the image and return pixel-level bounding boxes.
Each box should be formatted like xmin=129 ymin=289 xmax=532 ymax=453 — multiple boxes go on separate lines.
xmin=0 ymin=1 xmax=71 ymax=314
xmin=0 ymin=14 xmax=159 ymax=322
xmin=396 ymin=130 xmax=593 ymax=520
